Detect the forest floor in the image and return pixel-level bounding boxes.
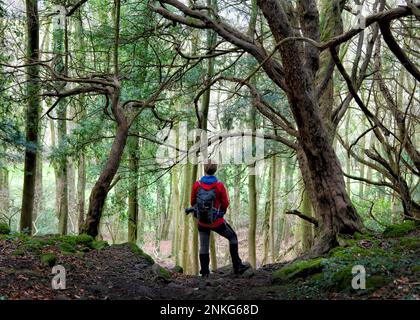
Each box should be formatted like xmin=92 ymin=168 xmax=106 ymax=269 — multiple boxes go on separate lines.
xmin=0 ymin=221 xmax=419 ymax=300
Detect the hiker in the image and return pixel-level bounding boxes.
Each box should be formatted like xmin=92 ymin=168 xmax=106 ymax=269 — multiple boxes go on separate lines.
xmin=188 ymin=160 xmax=250 ymax=277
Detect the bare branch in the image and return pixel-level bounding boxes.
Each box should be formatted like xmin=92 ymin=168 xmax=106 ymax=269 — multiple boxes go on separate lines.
xmin=285 ymin=210 xmax=319 ymax=227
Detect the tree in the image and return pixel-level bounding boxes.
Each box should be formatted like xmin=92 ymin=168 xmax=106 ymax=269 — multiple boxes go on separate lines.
xmin=152 ymin=0 xmax=419 ymax=255
xmin=127 ymin=133 xmax=140 ymax=243
xmin=20 ymin=0 xmax=40 ymax=234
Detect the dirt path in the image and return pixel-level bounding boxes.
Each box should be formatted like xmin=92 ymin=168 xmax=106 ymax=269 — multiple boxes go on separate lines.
xmin=0 ymin=241 xmax=279 ymax=300
xmin=1 ymin=229 xmax=419 ymax=300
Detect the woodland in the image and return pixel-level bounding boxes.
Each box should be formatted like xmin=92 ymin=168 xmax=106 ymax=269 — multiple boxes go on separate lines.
xmin=0 ymin=0 xmax=419 ymax=300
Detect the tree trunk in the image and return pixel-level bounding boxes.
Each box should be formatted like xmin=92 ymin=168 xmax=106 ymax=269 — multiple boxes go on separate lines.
xmin=257 ymin=0 xmax=363 ymax=255
xmin=281 ymin=155 xmax=295 ymax=249
xmin=57 ymin=105 xmax=68 ymax=234
xmin=190 ymin=163 xmax=199 ymax=275
xmin=300 ymin=181 xmax=314 ymax=252
xmin=20 ymin=0 xmax=40 ymax=234
xmin=262 ymin=201 xmax=270 ymax=266
xmin=345 ymin=111 xmax=351 ymax=196
xmin=51 ymin=12 xmax=69 ymax=235
xmin=232 ymin=165 xmax=241 ymax=229
xmin=77 ymin=153 xmax=86 ymax=233
xmin=275 ymin=158 xmax=283 ymax=259
xmin=181 ymin=163 xmax=192 ymax=273
xmin=262 ymin=160 xmax=272 ymax=265
xmin=33 ymin=136 xmax=43 ymax=227
xmin=248 ymin=166 xmax=257 ymax=268
xmin=83 ymin=115 xmax=129 ymax=237
xmin=161 ymin=171 xmax=173 ymax=240
xmin=127 ymin=134 xmax=139 ymax=243
xmin=171 ymin=164 xmax=181 ymax=265
xmin=0 ymin=167 xmax=10 ymax=223
xmin=68 ymin=160 xmax=76 ymax=233
xmin=358 ymin=119 xmax=367 ymax=200
xmin=269 ymin=155 xmax=277 ymax=262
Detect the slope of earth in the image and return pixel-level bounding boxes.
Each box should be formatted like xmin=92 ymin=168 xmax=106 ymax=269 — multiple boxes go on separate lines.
xmin=0 ymin=221 xmax=418 ymax=300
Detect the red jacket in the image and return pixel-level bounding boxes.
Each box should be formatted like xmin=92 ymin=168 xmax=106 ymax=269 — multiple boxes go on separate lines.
xmin=190 ymin=177 xmax=229 ymax=228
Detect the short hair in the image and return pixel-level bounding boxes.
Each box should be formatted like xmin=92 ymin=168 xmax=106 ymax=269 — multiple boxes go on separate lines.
xmin=204 ymin=161 xmax=218 ymax=175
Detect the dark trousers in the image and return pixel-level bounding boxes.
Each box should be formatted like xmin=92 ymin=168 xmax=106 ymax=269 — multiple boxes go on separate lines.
xmin=198 ymin=221 xmax=242 ymax=274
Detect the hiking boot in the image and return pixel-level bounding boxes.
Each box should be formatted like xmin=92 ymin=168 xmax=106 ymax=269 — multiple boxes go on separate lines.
xmin=233 ymin=262 xmax=251 ymax=275
xmin=229 ymin=243 xmax=250 ymax=275
xmin=199 ymin=253 xmax=210 ymax=277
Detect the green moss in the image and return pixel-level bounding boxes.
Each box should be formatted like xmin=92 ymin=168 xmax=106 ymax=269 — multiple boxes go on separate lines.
xmin=331 ymin=266 xmax=390 ymax=292
xmin=55 ymin=234 xmax=93 ymax=246
xmin=59 ymin=242 xmax=77 ymax=253
xmin=173 ymin=265 xmax=183 ymax=273
xmin=52 ymin=234 xmax=94 ymax=253
xmin=24 ymin=239 xmax=47 ymax=253
xmin=398 ymin=237 xmax=420 ymax=250
xmin=128 ymin=242 xmax=154 ymax=264
xmin=12 ymin=249 xmax=25 ymax=256
xmin=311 ymin=272 xmax=324 ymax=281
xmin=354 ymin=231 xmax=377 ymax=240
xmin=411 ymin=265 xmax=420 ymax=273
xmin=159 ymin=266 xmax=172 ymax=280
xmin=40 ymin=253 xmax=57 ymax=267
xmin=331 ymin=266 xmax=353 ymax=291
xmin=0 ymin=223 xmax=10 ymax=235
xmin=329 ymin=245 xmax=389 ymax=259
xmin=89 ymin=240 xmax=109 ymax=250
xmin=383 ymin=221 xmax=417 ymax=238
xmin=366 ymin=275 xmax=390 ymax=290
xmin=74 ymin=234 xmax=94 ymax=245
xmin=273 ymin=258 xmax=324 ymax=283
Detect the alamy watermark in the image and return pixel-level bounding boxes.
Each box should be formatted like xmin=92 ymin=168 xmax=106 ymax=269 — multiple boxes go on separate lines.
xmin=155 ymin=121 xmax=265 ymax=175
xmin=351 ymin=265 xmax=366 ymax=290
xmin=51 ymin=265 xmax=66 ymax=290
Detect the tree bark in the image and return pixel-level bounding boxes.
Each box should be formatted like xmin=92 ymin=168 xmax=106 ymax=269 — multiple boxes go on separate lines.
xmin=171 ymin=164 xmax=181 ymax=265
xmin=77 ymin=153 xmax=86 ymax=233
xmin=82 ymin=0 xmax=131 ymax=238
xmin=262 ymin=163 xmax=271 ymax=265
xmin=181 ymin=163 xmax=192 ymax=273
xmin=269 ymin=155 xmax=277 ymax=262
xmin=127 ymin=134 xmax=139 ymax=243
xmin=20 ymin=0 xmax=40 ymax=234
xmin=300 ymin=186 xmax=314 ymax=252
xmin=83 ymin=113 xmax=129 ymax=237
xmin=190 ymin=163 xmax=199 ymax=275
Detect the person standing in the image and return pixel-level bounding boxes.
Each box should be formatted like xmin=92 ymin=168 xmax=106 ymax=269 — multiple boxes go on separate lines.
xmin=189 ymin=161 xmax=250 ymax=277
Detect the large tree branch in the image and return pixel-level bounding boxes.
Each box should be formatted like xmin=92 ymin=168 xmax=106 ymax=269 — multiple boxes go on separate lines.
xmin=67 ymin=0 xmax=88 ymax=17
xmin=379 ymin=20 xmax=420 ymax=82
xmin=192 ymin=75 xmax=298 ymax=141
xmin=330 ymin=46 xmax=400 ymax=144
xmin=286 ymin=210 xmax=319 ymax=227
xmin=320 ymin=3 xmax=420 ymax=50
xmin=343 ymin=172 xmax=395 ymax=190
xmin=150 ymin=0 xmax=287 ymax=91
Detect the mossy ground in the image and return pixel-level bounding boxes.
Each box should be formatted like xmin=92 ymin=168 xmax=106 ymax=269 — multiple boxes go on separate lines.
xmin=270 ymin=221 xmax=420 ymax=299
xmin=273 ymin=258 xmax=324 ymax=283
xmin=0 ymin=223 xmax=11 ymax=235
xmin=0 ymin=221 xmax=418 ymax=300
xmin=383 ymin=220 xmax=418 ymax=238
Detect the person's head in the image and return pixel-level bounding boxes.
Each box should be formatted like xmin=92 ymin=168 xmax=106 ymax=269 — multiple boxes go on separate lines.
xmin=204 ymin=160 xmax=218 ymax=176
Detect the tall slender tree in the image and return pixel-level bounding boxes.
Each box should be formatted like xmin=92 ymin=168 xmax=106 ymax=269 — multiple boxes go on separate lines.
xmin=20 ymin=0 xmax=40 ymax=234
